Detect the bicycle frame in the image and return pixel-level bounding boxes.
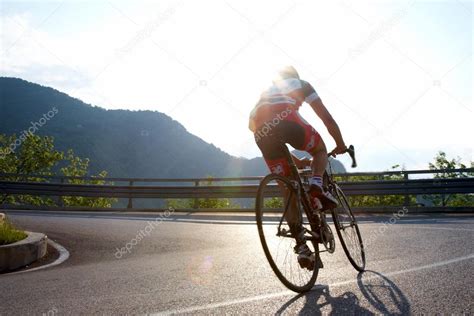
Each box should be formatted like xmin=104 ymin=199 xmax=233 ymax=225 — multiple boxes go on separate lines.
xmin=277 ymin=143 xmax=357 ymax=241
xmin=279 ymin=144 xmax=323 ymax=237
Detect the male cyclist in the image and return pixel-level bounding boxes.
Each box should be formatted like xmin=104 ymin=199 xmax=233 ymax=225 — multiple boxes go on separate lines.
xmin=249 ymin=66 xmax=347 ymax=269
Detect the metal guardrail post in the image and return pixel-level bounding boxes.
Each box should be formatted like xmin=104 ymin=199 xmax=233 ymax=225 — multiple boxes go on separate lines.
xmin=404 ymin=173 xmax=410 ymax=206
xmin=378 ymin=174 xmax=383 ymax=206
xmin=57 ymin=177 xmax=64 ymax=207
xmin=193 ymin=180 xmax=199 ymax=209
xmin=127 ymin=180 xmax=134 ymax=209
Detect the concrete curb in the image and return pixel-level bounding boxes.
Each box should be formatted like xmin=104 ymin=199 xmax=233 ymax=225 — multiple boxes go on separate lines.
xmin=0 ymin=231 xmax=48 ymax=272
xmin=5 ymin=239 xmax=70 ymax=275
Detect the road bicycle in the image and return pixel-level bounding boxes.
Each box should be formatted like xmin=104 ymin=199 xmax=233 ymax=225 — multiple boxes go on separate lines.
xmin=255 ymin=143 xmax=365 ymax=292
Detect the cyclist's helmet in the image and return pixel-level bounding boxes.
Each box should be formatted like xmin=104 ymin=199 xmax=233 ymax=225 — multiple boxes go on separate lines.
xmin=277 ymin=65 xmax=300 ymax=80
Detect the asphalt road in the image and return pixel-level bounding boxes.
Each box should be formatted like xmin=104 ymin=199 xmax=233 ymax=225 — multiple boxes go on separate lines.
xmin=1 ymin=210 xmax=473 ymax=315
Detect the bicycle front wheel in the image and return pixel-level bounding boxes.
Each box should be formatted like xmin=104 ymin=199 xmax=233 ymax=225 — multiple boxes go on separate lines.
xmin=331 ymin=184 xmax=366 ymax=272
xmin=255 ymin=174 xmax=319 ymax=293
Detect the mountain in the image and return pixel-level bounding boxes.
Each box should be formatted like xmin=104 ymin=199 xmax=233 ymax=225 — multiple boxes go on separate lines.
xmin=0 ymin=77 xmax=345 ymax=178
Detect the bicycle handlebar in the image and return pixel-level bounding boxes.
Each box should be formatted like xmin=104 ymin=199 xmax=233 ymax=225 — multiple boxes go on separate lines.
xmin=328 ymin=145 xmax=357 ymax=168
xmin=346 ymin=145 xmax=357 ymax=168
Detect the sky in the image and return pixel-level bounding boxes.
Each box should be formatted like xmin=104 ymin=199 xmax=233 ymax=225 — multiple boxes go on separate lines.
xmin=1 ymin=0 xmax=472 ymax=171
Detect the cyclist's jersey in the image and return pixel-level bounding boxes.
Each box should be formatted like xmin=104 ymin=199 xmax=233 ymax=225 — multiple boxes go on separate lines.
xmin=249 ymin=78 xmax=319 ymax=132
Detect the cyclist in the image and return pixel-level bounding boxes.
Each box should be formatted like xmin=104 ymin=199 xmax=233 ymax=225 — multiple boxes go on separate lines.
xmin=249 ymin=66 xmax=348 ymax=268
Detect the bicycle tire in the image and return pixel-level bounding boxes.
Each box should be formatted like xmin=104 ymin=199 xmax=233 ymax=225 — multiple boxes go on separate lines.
xmin=331 ymin=183 xmax=366 ymax=272
xmin=256 ymin=173 xmax=319 ymax=292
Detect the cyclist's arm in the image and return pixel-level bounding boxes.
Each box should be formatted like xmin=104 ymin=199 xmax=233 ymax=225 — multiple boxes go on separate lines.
xmin=309 ymin=98 xmax=347 ymax=153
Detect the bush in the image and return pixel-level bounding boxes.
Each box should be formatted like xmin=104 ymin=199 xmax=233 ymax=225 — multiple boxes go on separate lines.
xmin=0 ymin=220 xmax=27 ymax=245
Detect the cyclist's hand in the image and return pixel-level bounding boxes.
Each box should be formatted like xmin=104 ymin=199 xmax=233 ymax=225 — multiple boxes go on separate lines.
xmin=329 ymin=145 xmax=347 ymax=157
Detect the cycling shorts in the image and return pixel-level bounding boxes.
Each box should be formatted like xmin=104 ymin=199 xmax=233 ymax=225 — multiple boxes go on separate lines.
xmin=254 ymin=105 xmax=321 ymax=177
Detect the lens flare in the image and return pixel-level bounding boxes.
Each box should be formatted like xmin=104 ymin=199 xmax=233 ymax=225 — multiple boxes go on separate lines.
xmin=186 ymin=255 xmax=214 ymax=285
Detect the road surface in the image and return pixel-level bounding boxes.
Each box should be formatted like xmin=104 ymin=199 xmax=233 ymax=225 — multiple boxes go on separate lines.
xmin=1 ymin=210 xmax=473 ymax=315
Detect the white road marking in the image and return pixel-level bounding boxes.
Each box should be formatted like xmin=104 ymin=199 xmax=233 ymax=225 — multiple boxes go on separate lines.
xmin=152 ymin=253 xmax=474 ymax=315
xmin=405 ymin=225 xmax=474 ymax=232
xmin=2 ymin=239 xmax=70 ymax=276
xmin=168 ymin=218 xmax=254 ymax=224
xmin=398 ymin=218 xmax=474 ymax=224
xmin=7 ymin=212 xmax=257 ymax=224
xmin=10 ymin=211 xmax=474 ymax=226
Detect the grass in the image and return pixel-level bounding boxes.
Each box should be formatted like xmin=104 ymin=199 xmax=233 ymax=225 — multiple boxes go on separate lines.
xmin=0 ymin=220 xmax=27 ymax=245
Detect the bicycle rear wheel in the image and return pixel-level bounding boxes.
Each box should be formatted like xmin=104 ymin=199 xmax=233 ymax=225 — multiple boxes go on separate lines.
xmin=331 ymin=184 xmax=366 ymax=272
xmin=256 ymin=174 xmax=319 ymax=293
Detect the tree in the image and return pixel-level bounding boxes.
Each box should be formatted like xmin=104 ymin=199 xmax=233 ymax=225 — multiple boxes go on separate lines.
xmin=0 ymin=134 xmax=116 ymax=208
xmin=426 ymin=151 xmax=474 ymax=207
xmin=0 ymin=134 xmax=62 ymax=206
xmin=166 ymin=197 xmax=238 ymax=209
xmin=0 ymin=134 xmax=63 ymax=175
xmin=264 ymin=197 xmax=284 ymax=208
xmin=341 ymin=165 xmax=412 ymax=207
xmin=60 ymin=150 xmax=116 ymax=208
xmin=429 ymin=151 xmax=472 ymax=177
xmin=166 ymin=177 xmax=239 ymax=209
xmin=194 ymin=177 xmax=239 ymax=209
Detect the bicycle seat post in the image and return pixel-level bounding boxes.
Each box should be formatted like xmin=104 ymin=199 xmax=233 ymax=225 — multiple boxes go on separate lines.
xmin=280 ymin=140 xmax=299 ymax=181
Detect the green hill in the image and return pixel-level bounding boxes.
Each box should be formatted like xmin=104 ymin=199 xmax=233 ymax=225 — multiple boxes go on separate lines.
xmin=0 ymin=77 xmax=345 ymax=178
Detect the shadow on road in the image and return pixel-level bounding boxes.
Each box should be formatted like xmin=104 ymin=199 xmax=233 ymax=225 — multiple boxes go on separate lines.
xmin=356 ymin=270 xmax=410 ymax=315
xmin=276 ymin=270 xmax=410 ymax=315
xmin=276 ymin=286 xmax=371 ymax=315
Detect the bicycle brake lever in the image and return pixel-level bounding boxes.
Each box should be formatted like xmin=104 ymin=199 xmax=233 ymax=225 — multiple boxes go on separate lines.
xmin=346 ymin=145 xmax=357 ymax=168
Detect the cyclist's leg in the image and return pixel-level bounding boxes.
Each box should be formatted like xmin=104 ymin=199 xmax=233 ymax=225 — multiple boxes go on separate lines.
xmin=261 ymin=120 xmax=321 ymax=270
xmin=254 ymin=127 xmax=304 ymax=244
xmin=309 ymin=139 xmax=327 ymax=177
xmin=283 ymin=112 xmax=337 ymax=208
xmin=255 ymin=119 xmax=317 ymax=269
xmin=282 ymin=111 xmax=325 ymax=170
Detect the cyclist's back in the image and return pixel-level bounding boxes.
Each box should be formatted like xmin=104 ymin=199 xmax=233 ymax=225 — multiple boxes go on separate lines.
xmin=249 ymin=76 xmax=320 ymax=135
xmin=250 ymin=75 xmax=323 ymax=178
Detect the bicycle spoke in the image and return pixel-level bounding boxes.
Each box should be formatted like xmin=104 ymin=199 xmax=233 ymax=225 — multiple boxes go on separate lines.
xmin=331 ymin=184 xmax=365 ymax=271
xmin=256 ymin=174 xmax=319 ymax=292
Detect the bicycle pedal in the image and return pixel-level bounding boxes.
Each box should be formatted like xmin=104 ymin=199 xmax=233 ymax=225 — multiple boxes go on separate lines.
xmin=298 ymin=256 xmax=323 ymax=270
xmin=297 ymin=255 xmax=315 ymax=271
xmin=308 ymin=230 xmax=321 ymax=242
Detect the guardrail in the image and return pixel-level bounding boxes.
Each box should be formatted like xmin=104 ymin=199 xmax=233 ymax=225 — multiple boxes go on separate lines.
xmin=1 ymin=168 xmax=473 ymax=183
xmin=1 ymin=168 xmax=473 ymax=210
